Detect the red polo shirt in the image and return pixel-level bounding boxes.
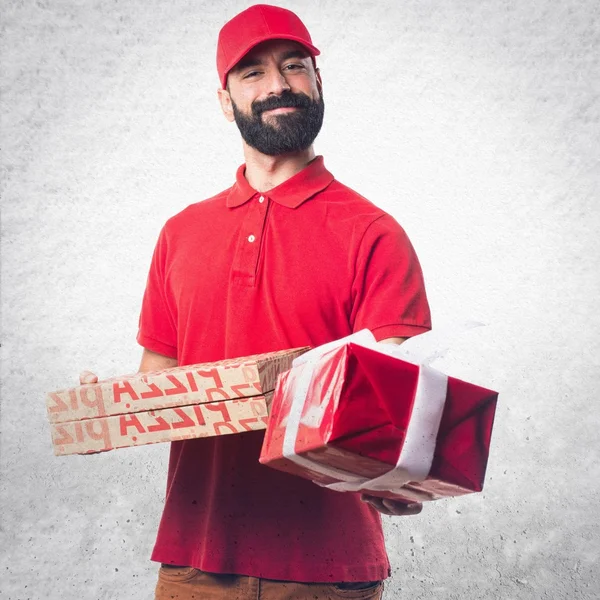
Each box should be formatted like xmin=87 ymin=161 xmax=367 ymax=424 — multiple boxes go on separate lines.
xmin=137 ymin=156 xmax=431 ymax=582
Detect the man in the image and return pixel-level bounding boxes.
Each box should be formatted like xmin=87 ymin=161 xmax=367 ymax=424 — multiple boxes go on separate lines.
xmin=83 ymin=4 xmax=431 ymax=599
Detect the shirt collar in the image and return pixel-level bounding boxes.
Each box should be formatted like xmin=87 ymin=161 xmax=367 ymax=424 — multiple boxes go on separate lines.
xmin=226 ymin=156 xmax=334 ymax=209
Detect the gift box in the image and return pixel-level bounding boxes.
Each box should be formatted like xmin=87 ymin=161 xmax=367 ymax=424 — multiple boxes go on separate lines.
xmin=259 ymin=333 xmax=498 ymax=503
xmin=48 ymin=347 xmax=307 ymax=456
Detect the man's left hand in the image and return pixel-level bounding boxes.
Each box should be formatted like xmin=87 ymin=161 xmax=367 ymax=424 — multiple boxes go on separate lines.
xmin=361 ymin=494 xmax=423 ymax=516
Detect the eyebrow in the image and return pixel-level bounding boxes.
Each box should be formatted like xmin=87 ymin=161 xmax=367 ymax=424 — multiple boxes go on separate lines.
xmin=233 ymin=49 xmax=310 ymax=73
xmin=280 ymin=49 xmax=310 ymax=62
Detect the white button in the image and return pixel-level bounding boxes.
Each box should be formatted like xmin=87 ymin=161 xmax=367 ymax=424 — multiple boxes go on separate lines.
xmin=259 ymin=196 xmax=265 ymax=203
xmin=248 ymin=235 xmax=256 ymax=243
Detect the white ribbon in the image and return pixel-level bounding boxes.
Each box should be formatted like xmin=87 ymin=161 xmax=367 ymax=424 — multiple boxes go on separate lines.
xmin=281 ymin=329 xmax=451 ymax=494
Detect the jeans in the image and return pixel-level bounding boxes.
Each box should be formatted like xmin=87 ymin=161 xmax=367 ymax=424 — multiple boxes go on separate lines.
xmin=155 ymin=565 xmax=384 ymax=599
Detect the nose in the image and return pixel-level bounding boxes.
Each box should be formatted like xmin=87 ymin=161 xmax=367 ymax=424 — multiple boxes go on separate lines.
xmin=264 ymin=67 xmax=291 ymax=96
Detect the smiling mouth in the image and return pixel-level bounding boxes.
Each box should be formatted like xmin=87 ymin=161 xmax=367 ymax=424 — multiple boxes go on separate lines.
xmin=262 ymin=107 xmax=299 ymax=115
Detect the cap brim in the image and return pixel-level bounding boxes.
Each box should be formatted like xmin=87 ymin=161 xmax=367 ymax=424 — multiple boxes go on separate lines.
xmin=221 ymin=35 xmax=321 ymax=88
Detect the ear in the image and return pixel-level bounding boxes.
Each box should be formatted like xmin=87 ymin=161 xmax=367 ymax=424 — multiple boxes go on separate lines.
xmin=315 ymin=67 xmax=323 ymax=92
xmin=217 ymin=87 xmax=235 ymax=123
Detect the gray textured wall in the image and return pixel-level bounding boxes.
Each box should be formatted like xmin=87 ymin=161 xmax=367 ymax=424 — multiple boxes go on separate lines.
xmin=1 ymin=1 xmax=599 ymax=598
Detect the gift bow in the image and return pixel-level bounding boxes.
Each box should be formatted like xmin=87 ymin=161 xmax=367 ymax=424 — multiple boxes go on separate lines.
xmin=281 ymin=327 xmax=481 ymax=494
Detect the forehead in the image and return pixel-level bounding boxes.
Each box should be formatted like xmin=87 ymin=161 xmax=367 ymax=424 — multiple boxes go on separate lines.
xmin=234 ymin=39 xmax=310 ymax=69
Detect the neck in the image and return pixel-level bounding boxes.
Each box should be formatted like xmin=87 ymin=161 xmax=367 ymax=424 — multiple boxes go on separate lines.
xmin=242 ymin=144 xmax=316 ymax=192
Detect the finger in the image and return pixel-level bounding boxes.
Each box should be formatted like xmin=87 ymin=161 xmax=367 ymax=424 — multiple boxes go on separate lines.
xmin=362 ymin=496 xmax=396 ymax=516
xmin=79 ymin=370 xmax=99 ymax=385
xmin=382 ymin=499 xmax=423 ymax=516
xmin=361 ymin=494 xmax=384 ymax=508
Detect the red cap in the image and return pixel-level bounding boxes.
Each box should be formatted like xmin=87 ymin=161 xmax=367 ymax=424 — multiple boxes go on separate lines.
xmin=217 ymin=4 xmax=320 ymax=89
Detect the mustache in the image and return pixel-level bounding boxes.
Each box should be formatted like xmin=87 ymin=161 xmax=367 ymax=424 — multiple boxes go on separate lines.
xmin=251 ymin=91 xmax=312 ymax=117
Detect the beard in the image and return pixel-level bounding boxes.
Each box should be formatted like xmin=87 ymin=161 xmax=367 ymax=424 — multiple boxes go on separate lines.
xmin=231 ymin=89 xmax=324 ymax=156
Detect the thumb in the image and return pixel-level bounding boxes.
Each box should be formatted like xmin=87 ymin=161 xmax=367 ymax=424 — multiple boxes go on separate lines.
xmin=79 ymin=370 xmax=99 ymax=385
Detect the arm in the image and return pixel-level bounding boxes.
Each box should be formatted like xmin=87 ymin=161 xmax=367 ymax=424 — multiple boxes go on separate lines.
xmin=138 ymin=348 xmax=178 ymax=372
xmin=379 ymin=337 xmax=406 ymax=345
xmin=351 ymin=216 xmax=430 ymax=515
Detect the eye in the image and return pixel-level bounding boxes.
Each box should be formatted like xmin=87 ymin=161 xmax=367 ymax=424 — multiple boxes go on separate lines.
xmin=283 ymin=63 xmax=305 ymax=71
xmin=243 ymin=70 xmax=261 ymax=79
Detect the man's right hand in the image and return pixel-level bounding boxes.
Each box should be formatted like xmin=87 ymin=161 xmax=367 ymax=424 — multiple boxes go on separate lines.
xmin=79 ymin=371 xmax=99 ymax=385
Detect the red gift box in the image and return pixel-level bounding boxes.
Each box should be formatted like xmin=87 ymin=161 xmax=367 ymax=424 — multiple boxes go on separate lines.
xmin=260 ymin=337 xmax=498 ymax=503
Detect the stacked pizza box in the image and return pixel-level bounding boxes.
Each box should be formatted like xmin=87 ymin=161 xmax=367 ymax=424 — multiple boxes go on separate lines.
xmin=47 ymin=347 xmax=308 ymax=456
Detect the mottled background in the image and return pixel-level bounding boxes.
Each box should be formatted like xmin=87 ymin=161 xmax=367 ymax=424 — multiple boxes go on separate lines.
xmin=1 ymin=1 xmax=599 ymax=598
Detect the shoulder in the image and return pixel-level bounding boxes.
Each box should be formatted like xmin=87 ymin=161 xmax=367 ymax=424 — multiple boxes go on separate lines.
xmin=322 ymin=179 xmax=392 ymax=221
xmin=318 ymin=178 xmax=406 ymax=236
xmin=162 ymin=186 xmax=232 ymax=236
xmin=324 ymin=179 xmax=383 ymax=210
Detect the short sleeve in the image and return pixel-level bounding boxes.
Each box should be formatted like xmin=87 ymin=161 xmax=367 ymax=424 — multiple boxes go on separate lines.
xmin=351 ymin=214 xmax=432 ymax=341
xmin=136 ymin=226 xmax=178 ymax=358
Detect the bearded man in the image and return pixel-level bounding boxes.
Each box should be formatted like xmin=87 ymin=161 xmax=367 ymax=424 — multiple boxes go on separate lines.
xmin=84 ymin=4 xmax=433 ymax=599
